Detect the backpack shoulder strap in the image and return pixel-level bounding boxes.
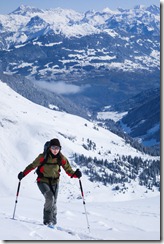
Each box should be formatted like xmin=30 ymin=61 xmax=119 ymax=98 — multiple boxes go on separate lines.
xmin=35 ymin=154 xmax=47 ymax=177
xmin=57 ymin=152 xmax=62 ymax=166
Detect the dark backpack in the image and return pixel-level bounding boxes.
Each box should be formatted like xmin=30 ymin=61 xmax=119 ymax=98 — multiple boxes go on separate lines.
xmin=43 ymin=141 xmax=51 ymax=159
xmin=35 ymin=141 xmax=61 ymax=178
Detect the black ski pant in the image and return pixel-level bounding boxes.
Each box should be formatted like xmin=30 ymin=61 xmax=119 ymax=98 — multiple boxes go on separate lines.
xmin=37 ymin=182 xmax=59 ymax=225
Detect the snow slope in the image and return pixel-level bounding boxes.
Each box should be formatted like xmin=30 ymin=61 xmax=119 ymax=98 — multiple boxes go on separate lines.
xmin=0 ymin=80 xmax=160 ymax=240
xmin=0 ymin=195 xmax=160 ymax=240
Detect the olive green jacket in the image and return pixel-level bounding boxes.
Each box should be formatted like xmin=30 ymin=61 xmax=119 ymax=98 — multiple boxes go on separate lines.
xmin=23 ymin=152 xmax=77 ymax=184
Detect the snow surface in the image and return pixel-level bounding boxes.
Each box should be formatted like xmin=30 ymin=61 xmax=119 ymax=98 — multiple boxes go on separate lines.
xmin=0 ymin=80 xmax=160 ymax=241
xmin=97 ymin=111 xmax=128 ymax=122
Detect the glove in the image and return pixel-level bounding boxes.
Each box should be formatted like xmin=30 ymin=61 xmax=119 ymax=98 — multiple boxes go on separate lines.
xmin=74 ymin=169 xmax=82 ymax=178
xmin=18 ymin=171 xmax=24 ymax=181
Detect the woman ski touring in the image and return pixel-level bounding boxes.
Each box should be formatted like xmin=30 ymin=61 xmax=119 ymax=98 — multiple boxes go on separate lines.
xmin=18 ymin=138 xmax=82 ymax=229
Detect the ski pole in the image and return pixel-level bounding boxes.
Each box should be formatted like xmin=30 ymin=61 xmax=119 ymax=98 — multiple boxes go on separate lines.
xmin=12 ymin=180 xmax=21 ymax=219
xmin=79 ymin=179 xmax=90 ymax=233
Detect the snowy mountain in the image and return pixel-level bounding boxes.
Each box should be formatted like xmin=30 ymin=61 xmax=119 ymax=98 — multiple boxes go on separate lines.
xmin=0 ymin=4 xmax=160 ymax=151
xmin=0 ymin=79 xmax=160 ymax=189
xmin=0 ymin=4 xmax=160 ymax=106
xmin=0 ymin=73 xmax=89 ymax=118
xmin=118 ymin=88 xmax=160 ymax=147
xmin=0 ymin=79 xmax=160 ymax=240
xmin=97 ymin=87 xmax=160 ymax=149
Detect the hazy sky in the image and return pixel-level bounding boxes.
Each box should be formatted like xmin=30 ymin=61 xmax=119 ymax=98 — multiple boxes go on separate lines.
xmin=0 ymin=0 xmax=160 ymax=14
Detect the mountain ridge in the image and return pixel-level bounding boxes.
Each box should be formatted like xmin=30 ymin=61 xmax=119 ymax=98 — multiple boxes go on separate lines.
xmin=0 ymin=4 xmax=160 ymax=149
xmin=0 ymin=79 xmax=160 ymax=193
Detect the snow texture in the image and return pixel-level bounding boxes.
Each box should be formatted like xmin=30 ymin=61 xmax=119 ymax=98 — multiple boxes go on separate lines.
xmin=0 ymin=80 xmax=160 ymax=241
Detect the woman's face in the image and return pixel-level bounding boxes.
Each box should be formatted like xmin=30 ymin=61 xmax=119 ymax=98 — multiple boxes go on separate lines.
xmin=50 ymin=146 xmax=60 ymax=155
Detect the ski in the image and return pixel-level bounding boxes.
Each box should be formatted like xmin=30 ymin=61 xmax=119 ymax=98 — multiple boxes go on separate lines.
xmin=57 ymin=226 xmax=75 ymax=235
xmin=10 ymin=216 xmax=75 ymax=236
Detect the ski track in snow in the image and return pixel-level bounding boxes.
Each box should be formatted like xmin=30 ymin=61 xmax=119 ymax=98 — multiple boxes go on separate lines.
xmin=1 ymin=212 xmax=96 ymax=240
xmin=0 ymin=194 xmax=160 ymax=241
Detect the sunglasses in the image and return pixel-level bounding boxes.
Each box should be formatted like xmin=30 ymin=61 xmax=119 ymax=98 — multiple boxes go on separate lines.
xmin=50 ymin=146 xmax=60 ymax=150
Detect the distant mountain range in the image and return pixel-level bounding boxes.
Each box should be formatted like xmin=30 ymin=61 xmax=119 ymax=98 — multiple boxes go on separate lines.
xmin=0 ymin=4 xmax=160 ymax=149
